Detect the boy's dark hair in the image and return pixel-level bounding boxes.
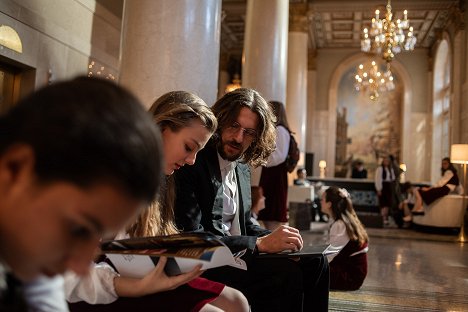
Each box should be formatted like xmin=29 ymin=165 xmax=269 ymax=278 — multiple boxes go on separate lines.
xmin=0 ymin=76 xmax=163 ymax=203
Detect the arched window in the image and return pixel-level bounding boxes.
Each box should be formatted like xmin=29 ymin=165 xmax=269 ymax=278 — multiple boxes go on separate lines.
xmin=432 ymin=39 xmax=451 ymax=182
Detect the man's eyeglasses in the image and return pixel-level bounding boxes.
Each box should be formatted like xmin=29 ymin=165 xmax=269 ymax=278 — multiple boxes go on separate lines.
xmin=226 ymin=122 xmax=257 ymax=139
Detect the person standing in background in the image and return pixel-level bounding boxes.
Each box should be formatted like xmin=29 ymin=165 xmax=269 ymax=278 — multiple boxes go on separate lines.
xmin=374 ymin=156 xmax=396 ymax=227
xmin=389 ymin=155 xmax=404 ymax=227
xmin=258 ymin=101 xmax=291 ymax=230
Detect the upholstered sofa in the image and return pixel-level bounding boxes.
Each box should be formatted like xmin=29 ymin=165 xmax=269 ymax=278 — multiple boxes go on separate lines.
xmin=413 ymin=195 xmax=467 ymax=228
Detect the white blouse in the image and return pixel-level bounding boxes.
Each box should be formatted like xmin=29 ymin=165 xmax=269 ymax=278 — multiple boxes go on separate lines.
xmin=327 ymin=220 xmax=349 ymax=262
xmin=64 ymin=262 xmax=119 ymax=305
xmin=327 ymin=219 xmax=368 ymax=262
xmin=266 ymin=125 xmax=290 ymax=167
xmin=374 ymin=166 xmax=395 ymax=192
xmin=64 ymin=231 xmax=130 ymax=304
xmin=434 ymin=169 xmax=456 ymax=191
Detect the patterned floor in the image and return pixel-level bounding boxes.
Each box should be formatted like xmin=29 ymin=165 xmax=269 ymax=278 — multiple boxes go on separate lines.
xmin=329 ymin=286 xmax=468 ymax=311
xmin=301 ymin=224 xmax=468 ymax=312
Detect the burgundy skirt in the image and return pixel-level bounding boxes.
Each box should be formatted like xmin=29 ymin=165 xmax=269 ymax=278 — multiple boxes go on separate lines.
xmin=330 ymin=252 xmax=368 ymax=291
xmin=378 ymin=182 xmax=394 ymax=208
xmin=419 ymin=185 xmax=450 ymax=206
xmin=68 ymin=277 xmax=225 ymax=312
xmin=258 ymin=162 xmax=288 ymax=222
xmin=329 ymin=241 xmax=368 ymax=291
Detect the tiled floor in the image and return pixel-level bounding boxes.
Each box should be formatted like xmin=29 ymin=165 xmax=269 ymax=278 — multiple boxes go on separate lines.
xmin=301 ymin=223 xmax=468 ymax=311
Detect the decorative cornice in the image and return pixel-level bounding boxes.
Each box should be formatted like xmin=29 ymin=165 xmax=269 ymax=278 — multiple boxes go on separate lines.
xmin=448 ymin=4 xmax=465 ymax=31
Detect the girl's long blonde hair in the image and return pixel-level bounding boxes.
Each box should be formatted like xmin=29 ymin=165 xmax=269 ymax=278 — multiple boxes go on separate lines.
xmin=127 ymin=91 xmax=217 ymax=237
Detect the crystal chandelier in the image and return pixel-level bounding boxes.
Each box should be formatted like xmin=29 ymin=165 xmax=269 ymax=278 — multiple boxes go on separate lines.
xmin=361 ymin=0 xmax=416 ymax=63
xmin=354 ymin=60 xmax=395 ymax=100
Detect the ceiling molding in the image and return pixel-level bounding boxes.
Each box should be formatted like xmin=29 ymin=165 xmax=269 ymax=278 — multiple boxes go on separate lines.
xmin=221 ymin=0 xmax=461 ymax=63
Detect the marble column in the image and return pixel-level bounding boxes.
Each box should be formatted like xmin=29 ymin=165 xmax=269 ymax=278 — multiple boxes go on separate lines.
xmin=242 ymin=0 xmax=289 ymax=103
xmin=286 ymin=12 xmax=309 ymax=169
xmin=243 ymin=0 xmax=289 ymax=186
xmin=307 ymin=50 xmax=318 ymax=176
xmin=218 ymin=53 xmax=230 ymax=100
xmin=119 ymin=0 xmax=222 ymax=108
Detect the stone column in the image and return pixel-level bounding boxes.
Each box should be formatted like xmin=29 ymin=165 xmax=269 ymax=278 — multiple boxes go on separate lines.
xmin=242 ymin=0 xmax=289 ymax=103
xmin=119 ymin=0 xmax=222 ymax=108
xmin=218 ymin=53 xmax=230 ymax=100
xmin=286 ymin=10 xmax=309 ymax=169
xmin=243 ymin=0 xmax=289 ymax=186
xmin=307 ymin=50 xmax=318 ymax=176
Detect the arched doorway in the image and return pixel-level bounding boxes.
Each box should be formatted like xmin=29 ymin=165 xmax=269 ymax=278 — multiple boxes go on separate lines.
xmin=328 ymin=54 xmax=413 ymax=179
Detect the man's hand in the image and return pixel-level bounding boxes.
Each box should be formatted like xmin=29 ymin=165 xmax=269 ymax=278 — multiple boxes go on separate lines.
xmin=256 ymin=225 xmax=304 ymax=253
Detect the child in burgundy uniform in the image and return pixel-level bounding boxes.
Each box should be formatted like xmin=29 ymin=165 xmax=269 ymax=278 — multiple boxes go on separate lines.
xmin=321 ymin=187 xmax=369 ymax=290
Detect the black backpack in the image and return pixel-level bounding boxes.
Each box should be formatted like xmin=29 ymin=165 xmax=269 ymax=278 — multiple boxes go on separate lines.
xmin=285 ymin=132 xmax=300 ymax=173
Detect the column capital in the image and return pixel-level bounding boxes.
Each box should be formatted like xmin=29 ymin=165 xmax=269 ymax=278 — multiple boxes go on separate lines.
xmin=446 ymin=5 xmax=465 ymax=32
xmin=289 ymin=3 xmax=309 ymax=33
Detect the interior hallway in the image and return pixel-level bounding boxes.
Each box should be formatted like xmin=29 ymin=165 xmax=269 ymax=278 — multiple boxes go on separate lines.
xmin=301 ymin=224 xmax=468 ymax=311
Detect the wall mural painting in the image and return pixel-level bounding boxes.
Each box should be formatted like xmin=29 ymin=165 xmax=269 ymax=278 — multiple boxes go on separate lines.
xmin=335 ymin=64 xmax=402 ymax=179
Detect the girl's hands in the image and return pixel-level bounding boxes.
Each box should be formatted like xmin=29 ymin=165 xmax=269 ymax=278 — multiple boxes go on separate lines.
xmin=114 ymin=256 xmax=203 ymax=297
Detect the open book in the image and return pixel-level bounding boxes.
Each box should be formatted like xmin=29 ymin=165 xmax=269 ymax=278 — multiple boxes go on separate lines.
xmin=101 ymin=232 xmax=247 ymax=278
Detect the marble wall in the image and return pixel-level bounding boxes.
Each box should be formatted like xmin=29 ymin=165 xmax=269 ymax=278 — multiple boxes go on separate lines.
xmin=0 ymin=0 xmax=120 ymax=89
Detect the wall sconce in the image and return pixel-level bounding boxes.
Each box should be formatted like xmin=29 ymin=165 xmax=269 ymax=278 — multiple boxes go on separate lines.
xmin=399 ymin=163 xmax=406 ymax=183
xmin=318 ymin=160 xmax=327 ymax=179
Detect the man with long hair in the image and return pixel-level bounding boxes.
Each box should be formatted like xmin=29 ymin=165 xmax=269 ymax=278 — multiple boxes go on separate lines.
xmin=174 ymin=88 xmax=329 ymax=312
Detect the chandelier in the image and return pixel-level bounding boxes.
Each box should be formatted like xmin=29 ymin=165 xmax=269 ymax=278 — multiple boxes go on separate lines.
xmin=354 ymin=60 xmax=395 ymax=100
xmin=361 ymin=0 xmax=416 ymax=63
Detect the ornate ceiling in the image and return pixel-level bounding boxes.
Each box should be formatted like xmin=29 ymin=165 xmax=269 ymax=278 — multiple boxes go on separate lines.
xmin=221 ymin=0 xmax=463 ymax=64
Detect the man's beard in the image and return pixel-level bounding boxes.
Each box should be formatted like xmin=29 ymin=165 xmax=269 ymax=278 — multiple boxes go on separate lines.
xmin=218 ymin=140 xmax=243 ymax=162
